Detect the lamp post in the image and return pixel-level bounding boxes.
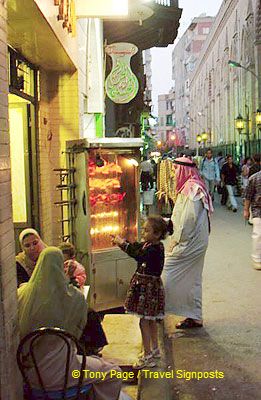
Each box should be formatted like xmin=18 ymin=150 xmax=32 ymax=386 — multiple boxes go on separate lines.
xmin=201 ymin=132 xmax=208 ymax=148
xmin=228 ymin=60 xmax=259 ymax=80
xmin=235 ymin=108 xmax=250 ymax=157
xmin=196 ymin=134 xmax=202 ymax=156
xmin=170 ymin=133 xmax=177 ymax=156
xmin=228 ymin=59 xmax=261 ymax=139
xmin=256 ymin=109 xmax=261 ymax=140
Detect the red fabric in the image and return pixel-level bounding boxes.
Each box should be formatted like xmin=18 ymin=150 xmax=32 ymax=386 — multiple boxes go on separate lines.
xmin=64 ymin=259 xmax=87 ymax=289
xmin=174 ymin=157 xmax=213 ymax=213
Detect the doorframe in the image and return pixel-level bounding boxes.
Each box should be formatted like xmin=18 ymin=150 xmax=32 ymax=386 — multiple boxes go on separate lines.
xmin=8 ymin=47 xmax=40 ymax=233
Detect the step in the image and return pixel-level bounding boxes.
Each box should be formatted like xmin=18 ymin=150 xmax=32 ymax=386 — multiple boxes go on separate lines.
xmin=138 ymin=322 xmax=172 ymax=400
xmin=102 ymin=314 xmax=142 ymax=399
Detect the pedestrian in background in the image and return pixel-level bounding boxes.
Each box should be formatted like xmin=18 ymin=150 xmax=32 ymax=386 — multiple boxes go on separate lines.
xmin=112 ymin=216 xmax=173 ymax=369
xmin=241 ymin=157 xmax=252 ymax=194
xmin=140 ymin=155 xmax=153 ymax=191
xmin=248 ymin=153 xmax=261 ymax=178
xmin=149 ymin=158 xmax=157 ymax=189
xmin=215 ymin=151 xmax=226 ymax=171
xmin=200 ymin=148 xmax=220 ymax=201
xmin=221 ymin=155 xmax=239 ymax=212
xmin=244 ymin=171 xmax=261 ymax=270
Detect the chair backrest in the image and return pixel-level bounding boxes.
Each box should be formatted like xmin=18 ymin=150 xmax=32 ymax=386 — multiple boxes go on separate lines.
xmin=17 ymin=327 xmax=87 ymax=400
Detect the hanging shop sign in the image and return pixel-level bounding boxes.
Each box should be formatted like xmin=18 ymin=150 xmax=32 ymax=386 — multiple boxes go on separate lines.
xmin=105 ymin=43 xmax=139 ymax=104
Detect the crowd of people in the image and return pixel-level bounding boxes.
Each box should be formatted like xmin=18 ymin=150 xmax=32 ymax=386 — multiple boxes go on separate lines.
xmin=15 ymin=150 xmax=260 ymax=398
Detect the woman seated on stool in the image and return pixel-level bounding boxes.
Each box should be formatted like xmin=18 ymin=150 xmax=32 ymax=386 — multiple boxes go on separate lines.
xmin=16 ymin=229 xmax=108 ymax=356
xmin=18 ymin=247 xmax=122 ymax=399
xmin=16 ymin=228 xmax=46 ymax=287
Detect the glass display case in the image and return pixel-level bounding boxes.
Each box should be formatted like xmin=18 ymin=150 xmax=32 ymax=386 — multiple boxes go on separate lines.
xmin=66 ymin=138 xmax=142 ymax=311
xmin=88 ymin=148 xmax=138 ymax=250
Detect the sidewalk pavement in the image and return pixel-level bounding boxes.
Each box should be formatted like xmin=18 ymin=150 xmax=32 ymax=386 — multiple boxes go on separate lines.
xmin=162 ymin=201 xmax=261 ymax=400
xmin=102 ymin=314 xmax=172 ymax=400
xmin=102 ymin=314 xmax=141 ymax=399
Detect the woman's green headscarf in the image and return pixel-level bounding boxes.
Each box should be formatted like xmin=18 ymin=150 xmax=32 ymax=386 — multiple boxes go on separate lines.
xmin=18 ymin=247 xmax=87 ymax=339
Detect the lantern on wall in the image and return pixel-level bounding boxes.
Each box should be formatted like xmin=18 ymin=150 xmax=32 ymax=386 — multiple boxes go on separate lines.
xmin=235 ymin=114 xmax=244 ymax=132
xmin=201 ymin=132 xmax=208 ymax=141
xmin=196 ymin=134 xmax=202 ymax=143
xmin=256 ymin=109 xmax=261 ymax=126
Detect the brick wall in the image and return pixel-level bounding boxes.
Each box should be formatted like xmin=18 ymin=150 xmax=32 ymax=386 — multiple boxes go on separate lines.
xmin=38 ymin=70 xmax=79 ymax=245
xmin=0 ymin=1 xmax=22 ymax=398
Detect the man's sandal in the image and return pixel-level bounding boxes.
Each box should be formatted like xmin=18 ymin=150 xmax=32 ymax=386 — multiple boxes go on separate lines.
xmin=176 ymin=318 xmax=203 ymax=329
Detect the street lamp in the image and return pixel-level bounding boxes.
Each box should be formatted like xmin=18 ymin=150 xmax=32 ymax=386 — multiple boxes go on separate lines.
xmin=196 ymin=134 xmax=202 ymax=143
xmin=256 ymin=109 xmax=261 ymax=126
xmin=228 ymin=60 xmax=261 ymax=137
xmin=196 ymin=134 xmax=202 ymax=156
xmin=228 ymin=60 xmax=259 ymax=80
xmin=201 ymin=132 xmax=208 ymax=141
xmin=201 ymin=131 xmax=208 ymax=149
xmin=256 ymin=109 xmax=261 ymax=140
xmin=235 ymin=114 xmax=244 ymax=133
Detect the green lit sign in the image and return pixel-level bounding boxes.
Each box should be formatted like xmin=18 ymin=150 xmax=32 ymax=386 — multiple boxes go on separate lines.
xmin=105 ymin=42 xmax=139 ymax=104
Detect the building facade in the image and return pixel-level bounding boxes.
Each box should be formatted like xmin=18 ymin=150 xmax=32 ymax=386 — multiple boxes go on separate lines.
xmin=157 ymin=89 xmax=176 ymax=144
xmin=189 ymin=0 xmax=261 ymax=156
xmin=143 ymin=49 xmax=153 ymax=111
xmin=172 ymin=14 xmax=214 ymax=145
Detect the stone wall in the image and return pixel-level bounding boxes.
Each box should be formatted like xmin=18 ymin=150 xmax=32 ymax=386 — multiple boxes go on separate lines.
xmin=38 ymin=70 xmax=79 ymax=245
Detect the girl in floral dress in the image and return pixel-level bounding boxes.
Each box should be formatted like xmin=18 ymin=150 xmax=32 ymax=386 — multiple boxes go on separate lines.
xmin=112 ymin=216 xmax=173 ymax=369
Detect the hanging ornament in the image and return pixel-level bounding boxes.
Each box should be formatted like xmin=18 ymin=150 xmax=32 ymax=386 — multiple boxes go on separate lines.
xmin=105 ymin=43 xmax=139 ymax=104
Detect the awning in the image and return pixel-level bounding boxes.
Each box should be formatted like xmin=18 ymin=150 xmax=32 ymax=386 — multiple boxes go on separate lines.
xmin=104 ymin=1 xmax=182 ymax=50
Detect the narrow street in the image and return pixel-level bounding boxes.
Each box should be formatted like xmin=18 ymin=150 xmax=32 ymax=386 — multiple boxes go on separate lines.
xmin=164 ymin=197 xmax=261 ymax=400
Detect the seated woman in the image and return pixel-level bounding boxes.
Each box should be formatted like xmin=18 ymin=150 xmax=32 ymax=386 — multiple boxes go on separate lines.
xmin=16 ymin=229 xmax=108 ymax=355
xmin=16 ymin=228 xmax=46 ymax=287
xmin=18 ymin=247 xmax=122 ymax=399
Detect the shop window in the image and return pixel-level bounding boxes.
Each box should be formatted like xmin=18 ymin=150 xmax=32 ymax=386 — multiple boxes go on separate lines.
xmin=203 ymin=27 xmax=210 ymax=35
xmin=8 ymin=47 xmax=36 ymax=100
xmin=166 ymin=115 xmax=173 ymax=125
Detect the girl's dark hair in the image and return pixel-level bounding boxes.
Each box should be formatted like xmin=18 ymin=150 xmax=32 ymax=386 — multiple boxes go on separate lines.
xmin=147 ymin=215 xmax=173 ymax=240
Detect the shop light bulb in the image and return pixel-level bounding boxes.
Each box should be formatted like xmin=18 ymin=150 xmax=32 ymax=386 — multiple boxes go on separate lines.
xmin=90 ymin=225 xmax=120 ymax=235
xmin=91 ymin=211 xmax=119 ymax=219
xmin=128 ymin=158 xmax=139 ymax=167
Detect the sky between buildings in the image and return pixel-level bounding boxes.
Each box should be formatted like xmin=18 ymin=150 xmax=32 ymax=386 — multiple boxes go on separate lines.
xmin=151 ymin=0 xmax=223 ymax=115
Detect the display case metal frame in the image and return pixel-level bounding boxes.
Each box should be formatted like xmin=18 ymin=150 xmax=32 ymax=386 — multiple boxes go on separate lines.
xmin=66 ymin=138 xmax=143 ymax=311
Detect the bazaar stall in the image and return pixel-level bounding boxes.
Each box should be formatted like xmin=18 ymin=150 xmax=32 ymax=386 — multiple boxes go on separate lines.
xmin=65 ymin=138 xmax=143 ymax=310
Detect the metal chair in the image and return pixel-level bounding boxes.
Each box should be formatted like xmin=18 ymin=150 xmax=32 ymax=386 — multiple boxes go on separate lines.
xmin=17 ymin=327 xmax=92 ymax=400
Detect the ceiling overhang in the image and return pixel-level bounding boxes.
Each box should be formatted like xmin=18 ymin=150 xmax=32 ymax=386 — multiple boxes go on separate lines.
xmin=104 ymin=1 xmax=182 ymax=50
xmin=7 ymin=0 xmax=77 ymax=72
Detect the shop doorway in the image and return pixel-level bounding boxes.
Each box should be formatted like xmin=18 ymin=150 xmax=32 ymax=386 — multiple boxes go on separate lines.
xmin=8 ymin=47 xmax=39 ymax=253
xmin=8 ymin=94 xmax=38 ymax=253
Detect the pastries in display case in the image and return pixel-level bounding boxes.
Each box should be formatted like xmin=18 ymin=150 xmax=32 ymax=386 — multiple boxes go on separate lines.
xmin=88 ymin=149 xmax=138 ymax=251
